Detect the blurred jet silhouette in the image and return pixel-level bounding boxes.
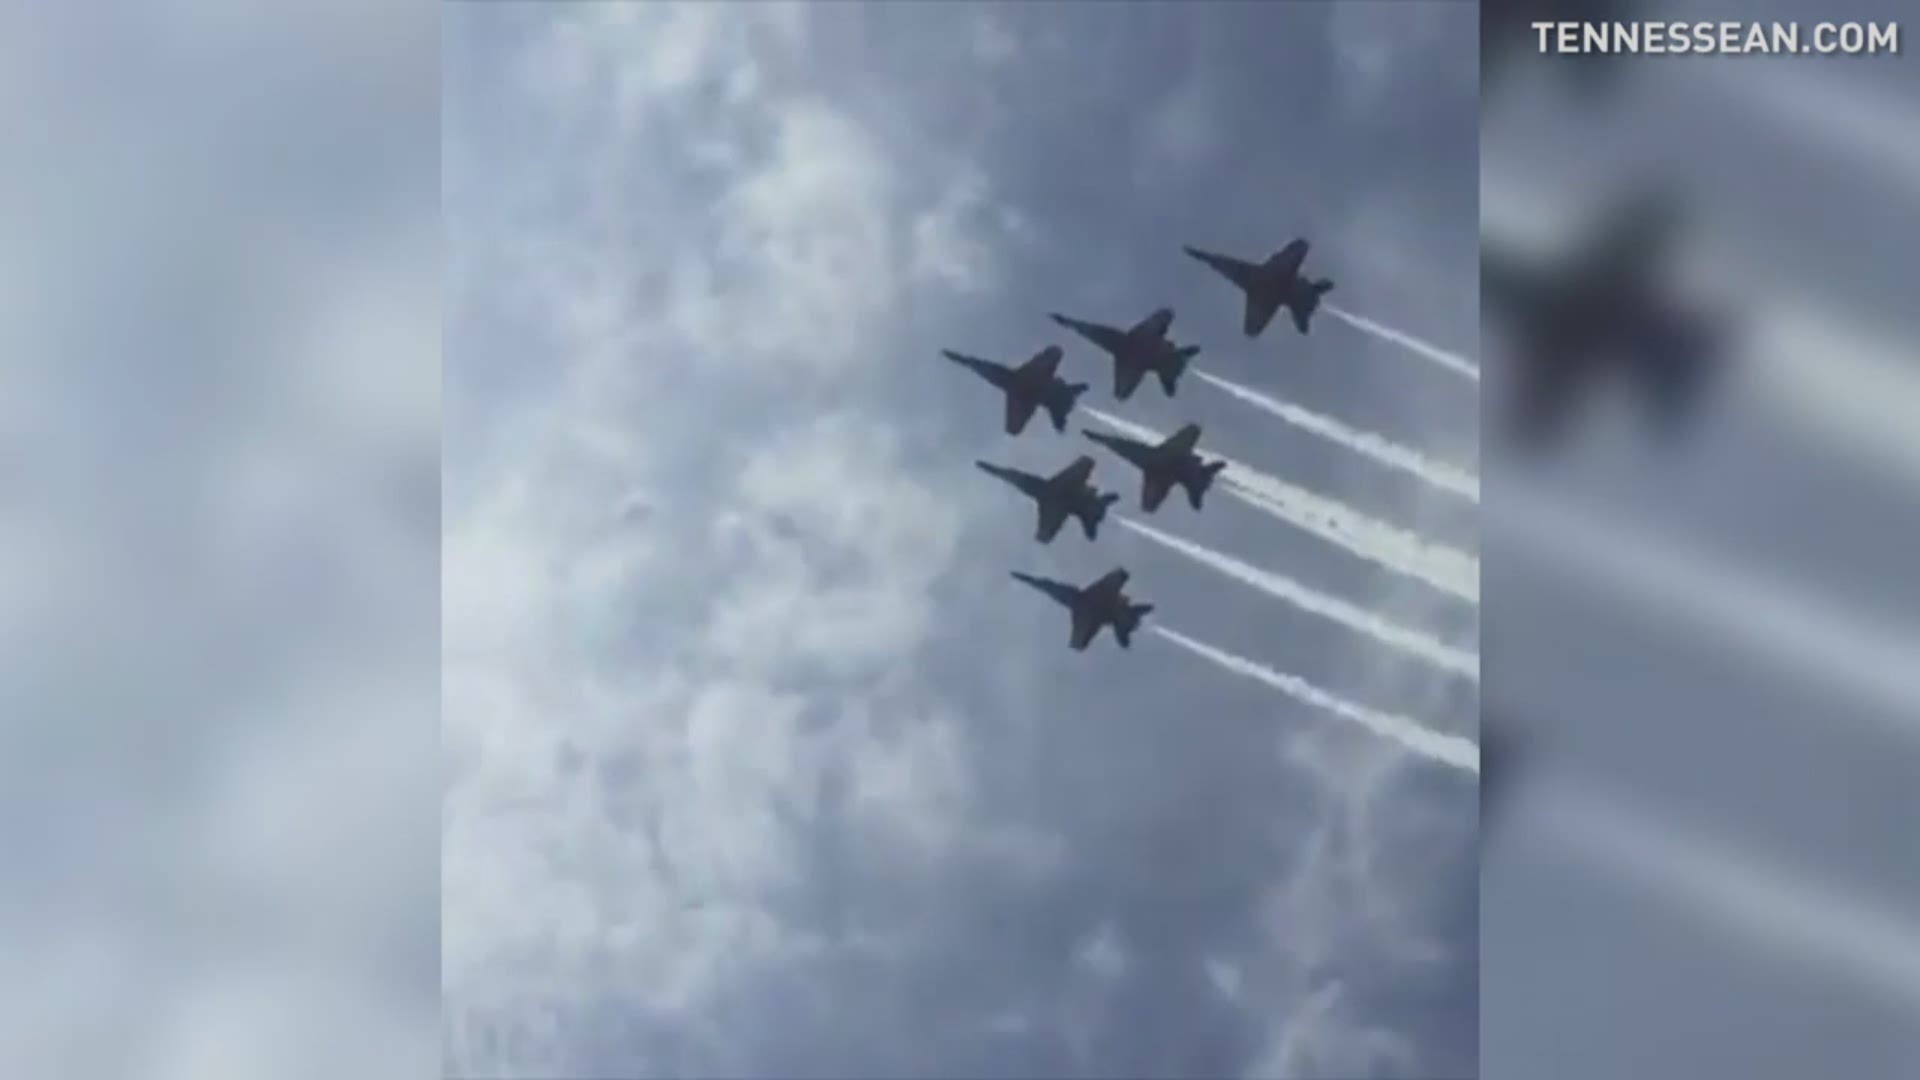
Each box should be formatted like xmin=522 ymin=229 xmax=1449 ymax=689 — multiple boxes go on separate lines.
xmin=1010 ymin=566 xmax=1154 ymax=651
xmin=1049 ymin=307 xmax=1201 ymax=401
xmin=1480 ymin=716 xmax=1523 ymax=827
xmin=1482 ymin=187 xmax=1726 ymax=449
xmin=1482 ymin=0 xmax=1632 ymax=97
xmin=976 ymin=455 xmax=1121 ymax=543
xmin=1183 ymin=239 xmax=1334 ymax=336
xmin=1084 ymin=422 xmax=1227 ymax=513
xmin=942 ymin=344 xmax=1089 ymax=435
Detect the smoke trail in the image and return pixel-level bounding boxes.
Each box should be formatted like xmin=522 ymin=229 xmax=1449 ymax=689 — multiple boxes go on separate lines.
xmin=1194 ymin=371 xmax=1479 ymax=502
xmin=1151 ymin=625 xmax=1479 ymax=772
xmin=1493 ymin=485 xmax=1920 ymax=733
xmin=1083 ymin=409 xmax=1480 ymax=604
xmin=1118 ymin=516 xmax=1478 ymax=682
xmin=1541 ymin=780 xmax=1920 ymax=1010
xmin=1323 ymin=304 xmax=1481 ymax=383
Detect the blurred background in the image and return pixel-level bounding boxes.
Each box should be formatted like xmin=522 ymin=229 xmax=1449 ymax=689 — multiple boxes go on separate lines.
xmin=1480 ymin=1 xmax=1920 ymax=1076
xmin=0 ymin=4 xmax=437 ymax=1079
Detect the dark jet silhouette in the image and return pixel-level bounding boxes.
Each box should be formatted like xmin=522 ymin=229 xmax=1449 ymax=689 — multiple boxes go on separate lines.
xmin=1010 ymin=566 xmax=1154 ymax=651
xmin=1480 ymin=720 xmax=1519 ymax=827
xmin=1482 ymin=0 xmax=1630 ymax=98
xmin=976 ymin=454 xmax=1121 ymax=544
xmin=1048 ymin=307 xmax=1201 ymax=401
xmin=1482 ymin=187 xmax=1725 ymax=450
xmin=942 ymin=344 xmax=1088 ymax=435
xmin=1083 ymin=422 xmax=1227 ymax=513
xmin=1183 ymin=239 xmax=1334 ymax=337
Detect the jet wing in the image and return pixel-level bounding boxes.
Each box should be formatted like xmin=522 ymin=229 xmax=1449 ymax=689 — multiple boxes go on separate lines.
xmin=1160 ymin=423 xmax=1202 ymax=458
xmin=1086 ymin=567 xmax=1129 ymax=599
xmin=1113 ymin=359 xmax=1148 ymax=401
xmin=1141 ymin=472 xmax=1175 ymax=512
xmin=1004 ymin=393 xmax=1040 ymax=435
xmin=1287 ymin=302 xmax=1313 ymax=336
xmin=1051 ymin=454 xmax=1095 ymax=491
xmin=1271 ymin=238 xmax=1308 ymax=277
xmin=1131 ymin=308 xmax=1174 ymax=340
xmin=1184 ymin=246 xmax=1259 ymax=290
xmin=1246 ymin=291 xmax=1284 ymax=337
xmin=1018 ymin=343 xmax=1065 ymax=380
xmin=1035 ymin=500 xmax=1070 ymax=543
xmin=1068 ymin=607 xmax=1102 ymax=651
xmin=1051 ymin=313 xmax=1128 ymax=354
xmin=942 ymin=350 xmax=1009 ymax=387
xmin=1504 ymin=345 xmax=1596 ymax=448
xmin=1625 ymin=305 xmax=1721 ymax=437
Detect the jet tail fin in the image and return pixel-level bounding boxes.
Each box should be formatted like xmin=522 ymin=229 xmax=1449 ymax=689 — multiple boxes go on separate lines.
xmin=1079 ymin=491 xmax=1121 ymax=540
xmin=1182 ymin=460 xmax=1228 ymax=509
xmin=1157 ymin=347 xmax=1200 ymax=397
xmin=1116 ymin=602 xmax=1154 ymax=646
xmin=1049 ymin=383 xmax=1089 ymax=432
xmin=1289 ymin=280 xmax=1333 ymax=334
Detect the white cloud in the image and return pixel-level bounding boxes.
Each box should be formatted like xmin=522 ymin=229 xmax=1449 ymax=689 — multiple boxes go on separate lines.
xmin=444 ymin=8 xmax=1045 ymax=1075
xmin=1327 ymin=3 xmax=1455 ymax=118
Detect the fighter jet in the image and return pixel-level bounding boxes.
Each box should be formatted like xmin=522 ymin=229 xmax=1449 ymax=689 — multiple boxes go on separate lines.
xmin=1482 ymin=187 xmax=1725 ymax=450
xmin=1010 ymin=566 xmax=1154 ymax=651
xmin=976 ymin=455 xmax=1121 ymax=543
xmin=1183 ymin=239 xmax=1334 ymax=337
xmin=941 ymin=344 xmax=1089 ymax=436
xmin=1048 ymin=308 xmax=1201 ymax=401
xmin=1083 ymin=422 xmax=1227 ymax=513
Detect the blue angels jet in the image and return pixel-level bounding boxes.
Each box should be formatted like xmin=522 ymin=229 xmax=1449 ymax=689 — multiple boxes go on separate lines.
xmin=976 ymin=454 xmax=1121 ymax=543
xmin=942 ymin=344 xmax=1089 ymax=435
xmin=1083 ymin=422 xmax=1227 ymax=513
xmin=1183 ymin=238 xmax=1334 ymax=337
xmin=1010 ymin=566 xmax=1154 ymax=651
xmin=1482 ymin=187 xmax=1725 ymax=449
xmin=1048 ymin=307 xmax=1201 ymax=401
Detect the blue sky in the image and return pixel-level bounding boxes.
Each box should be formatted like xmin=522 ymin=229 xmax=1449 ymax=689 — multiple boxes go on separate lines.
xmin=443 ymin=5 xmax=1479 ymax=1077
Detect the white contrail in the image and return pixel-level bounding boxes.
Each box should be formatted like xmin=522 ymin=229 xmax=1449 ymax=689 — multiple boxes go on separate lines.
xmin=1118 ymin=516 xmax=1478 ymax=682
xmin=1084 ymin=409 xmax=1480 ymax=604
xmin=1540 ymin=780 xmax=1920 ymax=1012
xmin=1194 ymin=371 xmax=1480 ymax=502
xmin=1493 ymin=485 xmax=1920 ymax=734
xmin=1151 ymin=625 xmax=1479 ymax=772
xmin=1323 ymin=304 xmax=1481 ymax=383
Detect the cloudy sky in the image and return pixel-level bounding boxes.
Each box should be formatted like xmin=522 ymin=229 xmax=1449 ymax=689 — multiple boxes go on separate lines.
xmin=443 ymin=5 xmax=1479 ymax=1078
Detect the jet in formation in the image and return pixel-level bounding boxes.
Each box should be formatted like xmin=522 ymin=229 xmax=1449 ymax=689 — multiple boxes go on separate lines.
xmin=1183 ymin=239 xmax=1334 ymax=337
xmin=1010 ymin=566 xmax=1154 ymax=651
xmin=1481 ymin=187 xmax=1724 ymax=449
xmin=1084 ymin=422 xmax=1227 ymax=513
xmin=942 ymin=344 xmax=1089 ymax=436
xmin=976 ymin=455 xmax=1121 ymax=544
xmin=1482 ymin=0 xmax=1631 ymax=97
xmin=1049 ymin=308 xmax=1201 ymax=402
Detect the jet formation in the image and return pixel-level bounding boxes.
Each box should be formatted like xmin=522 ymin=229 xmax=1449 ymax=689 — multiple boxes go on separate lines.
xmin=1481 ymin=187 xmax=1724 ymax=450
xmin=941 ymin=236 xmax=1333 ymax=650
